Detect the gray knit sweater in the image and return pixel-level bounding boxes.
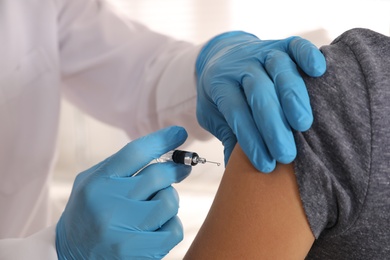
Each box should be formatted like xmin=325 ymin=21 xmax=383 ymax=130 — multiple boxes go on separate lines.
xmin=294 ymin=28 xmax=390 ymax=259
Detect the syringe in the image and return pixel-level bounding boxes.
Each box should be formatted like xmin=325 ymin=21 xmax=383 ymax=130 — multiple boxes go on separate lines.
xmin=156 ymin=150 xmax=221 ymax=166
xmin=132 ymin=150 xmax=220 ymax=177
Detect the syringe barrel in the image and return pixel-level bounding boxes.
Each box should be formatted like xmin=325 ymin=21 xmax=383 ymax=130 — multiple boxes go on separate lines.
xmin=133 ymin=150 xmax=203 ymax=177
xmin=156 ymin=149 xmax=219 ymax=168
xmin=157 ymin=151 xmax=174 ymax=163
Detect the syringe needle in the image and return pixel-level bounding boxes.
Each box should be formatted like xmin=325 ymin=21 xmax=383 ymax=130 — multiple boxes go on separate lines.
xmin=208 ymin=161 xmax=221 ymax=166
xmin=197 ymin=157 xmax=221 ymax=166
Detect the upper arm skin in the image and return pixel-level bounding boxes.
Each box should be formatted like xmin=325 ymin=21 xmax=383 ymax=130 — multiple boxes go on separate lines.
xmin=184 ymin=145 xmax=314 ymax=259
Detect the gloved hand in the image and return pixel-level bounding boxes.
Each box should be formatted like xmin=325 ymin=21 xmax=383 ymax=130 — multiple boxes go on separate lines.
xmin=196 ymin=31 xmax=326 ymax=173
xmin=56 ymin=126 xmax=191 ymax=259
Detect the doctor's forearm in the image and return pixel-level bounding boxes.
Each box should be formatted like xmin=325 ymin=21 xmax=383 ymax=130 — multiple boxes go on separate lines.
xmin=147 ymin=44 xmax=209 ymax=141
xmin=58 ymin=0 xmax=207 ymax=140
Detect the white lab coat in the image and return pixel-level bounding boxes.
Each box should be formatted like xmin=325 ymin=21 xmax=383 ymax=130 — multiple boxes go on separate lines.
xmin=0 ymin=0 xmax=207 ymax=258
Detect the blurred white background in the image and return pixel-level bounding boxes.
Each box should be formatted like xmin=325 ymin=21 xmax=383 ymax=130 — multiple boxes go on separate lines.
xmin=51 ymin=0 xmax=390 ymax=259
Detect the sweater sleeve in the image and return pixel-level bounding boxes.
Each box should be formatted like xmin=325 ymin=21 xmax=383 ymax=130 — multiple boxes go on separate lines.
xmin=292 ymin=28 xmax=390 ymax=238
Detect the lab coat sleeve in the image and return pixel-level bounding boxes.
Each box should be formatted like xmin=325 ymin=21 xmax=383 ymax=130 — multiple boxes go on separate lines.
xmin=0 ymin=226 xmax=57 ymax=260
xmin=57 ymin=0 xmax=211 ymax=141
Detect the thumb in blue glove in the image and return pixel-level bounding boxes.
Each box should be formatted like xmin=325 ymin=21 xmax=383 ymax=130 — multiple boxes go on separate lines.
xmin=56 ymin=126 xmax=191 ymax=259
xmin=196 ymin=31 xmax=326 ymax=173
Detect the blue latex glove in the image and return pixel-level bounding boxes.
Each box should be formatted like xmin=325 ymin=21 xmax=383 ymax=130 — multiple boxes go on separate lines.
xmin=196 ymin=31 xmax=326 ymax=173
xmin=56 ymin=126 xmax=191 ymax=259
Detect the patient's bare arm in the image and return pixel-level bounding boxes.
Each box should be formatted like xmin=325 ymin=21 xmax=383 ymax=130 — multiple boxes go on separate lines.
xmin=184 ymin=144 xmax=314 ymax=259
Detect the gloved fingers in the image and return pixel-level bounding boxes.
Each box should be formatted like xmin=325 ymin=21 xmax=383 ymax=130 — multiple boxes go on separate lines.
xmin=222 ymin=133 xmax=237 ymax=167
xmin=94 ymin=162 xmax=190 ymax=202
xmin=129 ymin=162 xmax=191 ymax=200
xmin=73 ymin=157 xmax=110 ymax=187
xmin=146 ymin=186 xmax=180 ymax=230
xmin=264 ymin=50 xmax=313 ymax=131
xmin=241 ymin=65 xmax=296 ymax=164
xmin=210 ymin=82 xmax=275 ymax=172
xmin=197 ymin=99 xmax=237 ymax=166
xmin=113 ymin=216 xmax=183 ymax=259
xmin=111 ymin=186 xmax=180 ymax=232
xmin=100 ymin=126 xmax=188 ymax=178
xmin=156 ymin=215 xmax=183 ymax=250
xmin=286 ymin=36 xmax=326 ymax=77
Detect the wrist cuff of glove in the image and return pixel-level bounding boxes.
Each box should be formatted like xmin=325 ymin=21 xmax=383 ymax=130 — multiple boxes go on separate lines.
xmin=55 ymin=217 xmax=74 ymax=260
xmin=196 ymin=31 xmax=259 ymax=74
